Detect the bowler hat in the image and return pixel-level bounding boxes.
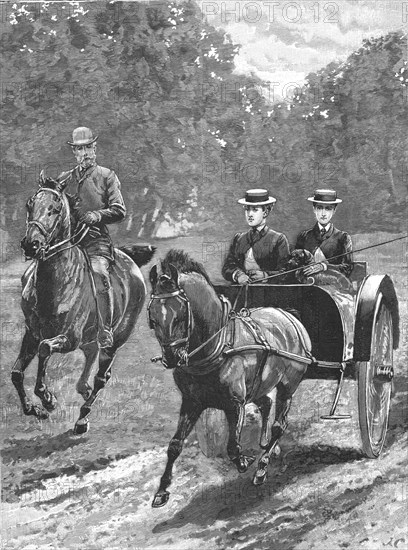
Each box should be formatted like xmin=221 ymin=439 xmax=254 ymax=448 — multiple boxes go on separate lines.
xmin=238 ymin=189 xmax=276 ymax=206
xmin=307 ymin=189 xmax=342 ymax=204
xmin=67 ymin=127 xmax=98 ymax=146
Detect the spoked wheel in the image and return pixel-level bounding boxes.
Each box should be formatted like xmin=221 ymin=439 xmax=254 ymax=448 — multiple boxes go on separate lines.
xmin=358 ymin=297 xmax=393 ymax=458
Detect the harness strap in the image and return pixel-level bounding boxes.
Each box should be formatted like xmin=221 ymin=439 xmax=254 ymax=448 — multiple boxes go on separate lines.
xmin=225 ymin=309 xmax=315 ymax=368
xmin=235 ymin=314 xmax=272 ymax=402
xmin=224 ymin=344 xmax=314 ymax=365
xmin=275 ymin=308 xmax=315 ymax=362
xmin=237 ymin=315 xmax=272 ymax=352
xmin=178 ymin=296 xmax=232 ymax=375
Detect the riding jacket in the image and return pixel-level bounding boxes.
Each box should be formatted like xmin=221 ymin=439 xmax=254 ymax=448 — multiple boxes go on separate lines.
xmin=59 ymin=164 xmax=126 ymax=261
xmin=295 ymin=223 xmax=353 ymax=277
xmin=222 ymin=225 xmax=290 ymax=283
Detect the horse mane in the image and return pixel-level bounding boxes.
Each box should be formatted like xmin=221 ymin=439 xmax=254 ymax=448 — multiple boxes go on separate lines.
xmin=162 ymin=249 xmax=213 ymax=286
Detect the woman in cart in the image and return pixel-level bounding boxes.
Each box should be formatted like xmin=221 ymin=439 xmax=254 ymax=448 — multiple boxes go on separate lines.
xmin=222 ymin=189 xmax=290 ymax=284
xmin=295 ymin=189 xmax=353 ymax=278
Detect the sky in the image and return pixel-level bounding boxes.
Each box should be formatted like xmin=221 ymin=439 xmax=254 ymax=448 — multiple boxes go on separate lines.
xmin=197 ymin=0 xmax=407 ymax=98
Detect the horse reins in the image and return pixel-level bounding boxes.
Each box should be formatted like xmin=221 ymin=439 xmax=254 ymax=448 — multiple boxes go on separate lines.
xmin=41 ymin=224 xmax=90 ymax=260
xmin=261 ymin=234 xmax=408 ymax=284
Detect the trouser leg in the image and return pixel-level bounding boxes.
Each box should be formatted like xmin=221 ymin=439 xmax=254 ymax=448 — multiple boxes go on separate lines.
xmin=90 ymin=256 xmax=114 ymax=348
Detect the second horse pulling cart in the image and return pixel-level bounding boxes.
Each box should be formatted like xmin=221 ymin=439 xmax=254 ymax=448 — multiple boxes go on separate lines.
xmin=205 ymin=260 xmax=400 ymax=459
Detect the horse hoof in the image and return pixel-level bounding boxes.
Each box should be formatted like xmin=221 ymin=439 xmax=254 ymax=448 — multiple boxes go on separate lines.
xmin=43 ymin=393 xmax=57 ymax=412
xmin=73 ymin=420 xmax=89 ymax=435
xmin=253 ymin=469 xmax=268 ymax=486
xmin=234 ymin=455 xmax=255 ymax=473
xmin=152 ymin=491 xmax=170 ymax=508
xmin=23 ymin=404 xmax=36 ymax=417
xmin=32 ymin=405 xmax=49 ymax=420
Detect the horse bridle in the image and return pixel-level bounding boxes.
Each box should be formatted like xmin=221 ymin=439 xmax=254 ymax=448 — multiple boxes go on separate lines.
xmin=147 ymin=289 xmax=192 ymax=351
xmin=26 ymin=188 xmax=63 ymax=249
xmin=25 ymin=187 xmax=88 ymax=260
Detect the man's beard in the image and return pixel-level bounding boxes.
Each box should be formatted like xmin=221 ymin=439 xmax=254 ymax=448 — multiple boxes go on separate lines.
xmin=78 ymin=155 xmax=96 ymax=168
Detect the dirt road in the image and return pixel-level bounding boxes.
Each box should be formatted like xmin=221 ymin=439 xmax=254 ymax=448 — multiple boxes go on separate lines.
xmin=1 ymin=235 xmax=407 ymax=549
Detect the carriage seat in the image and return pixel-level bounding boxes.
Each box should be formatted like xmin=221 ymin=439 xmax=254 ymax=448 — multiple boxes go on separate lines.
xmin=349 ymin=261 xmax=367 ymax=291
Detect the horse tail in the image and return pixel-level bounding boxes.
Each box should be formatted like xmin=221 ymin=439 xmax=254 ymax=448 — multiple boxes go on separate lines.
xmin=119 ymin=245 xmax=156 ymax=267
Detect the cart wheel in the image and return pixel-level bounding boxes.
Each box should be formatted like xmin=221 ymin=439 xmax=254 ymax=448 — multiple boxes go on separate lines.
xmin=358 ymin=298 xmax=393 ymax=458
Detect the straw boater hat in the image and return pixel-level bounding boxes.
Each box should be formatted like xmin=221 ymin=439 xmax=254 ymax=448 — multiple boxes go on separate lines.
xmin=238 ymin=189 xmax=276 ymax=206
xmin=307 ymin=189 xmax=342 ymax=204
xmin=67 ymin=127 xmax=98 ymax=146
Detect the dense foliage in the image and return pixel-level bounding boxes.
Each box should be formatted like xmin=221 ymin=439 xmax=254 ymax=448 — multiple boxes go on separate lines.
xmin=1 ymin=1 xmax=406 ymax=250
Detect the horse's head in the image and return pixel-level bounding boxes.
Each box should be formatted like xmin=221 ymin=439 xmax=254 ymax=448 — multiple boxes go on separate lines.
xmin=148 ymin=261 xmax=191 ymax=369
xmin=21 ymin=171 xmax=68 ymax=260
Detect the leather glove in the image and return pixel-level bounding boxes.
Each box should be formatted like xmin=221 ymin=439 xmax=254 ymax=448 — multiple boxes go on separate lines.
xmin=302 ymin=262 xmax=326 ymax=276
xmin=236 ymin=272 xmax=250 ymax=285
xmin=79 ymin=211 xmax=101 ymax=226
xmin=248 ymin=269 xmax=268 ymax=282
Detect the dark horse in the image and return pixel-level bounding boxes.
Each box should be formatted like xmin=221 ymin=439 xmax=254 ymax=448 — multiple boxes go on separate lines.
xmin=148 ymin=249 xmax=312 ymax=507
xmin=13 ymin=174 xmax=155 ymax=434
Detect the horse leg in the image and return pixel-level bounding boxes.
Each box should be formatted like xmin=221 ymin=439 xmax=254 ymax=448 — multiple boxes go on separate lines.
xmin=34 ymin=354 xmax=58 ymax=413
xmin=152 ymin=399 xmax=203 ymax=508
xmin=253 ymin=382 xmax=292 ymax=486
xmin=31 ymin=334 xmax=72 ymax=414
xmin=225 ymin=401 xmax=255 ymax=474
xmin=11 ymin=331 xmax=46 ymax=418
xmin=73 ymin=348 xmax=116 ymax=435
xmin=254 ymin=394 xmax=273 ymax=449
xmin=77 ymin=342 xmax=99 ymax=400
xmin=38 ymin=334 xmax=70 ymax=358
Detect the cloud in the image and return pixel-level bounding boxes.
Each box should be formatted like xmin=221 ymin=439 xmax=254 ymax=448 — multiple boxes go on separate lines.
xmin=200 ymin=0 xmax=405 ymax=84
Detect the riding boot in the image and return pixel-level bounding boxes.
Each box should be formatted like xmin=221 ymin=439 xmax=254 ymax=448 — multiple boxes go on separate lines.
xmin=94 ymin=273 xmax=114 ymax=349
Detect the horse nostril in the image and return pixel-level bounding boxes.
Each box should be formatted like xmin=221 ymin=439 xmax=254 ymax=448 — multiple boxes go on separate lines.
xmin=20 ymin=238 xmax=41 ymax=257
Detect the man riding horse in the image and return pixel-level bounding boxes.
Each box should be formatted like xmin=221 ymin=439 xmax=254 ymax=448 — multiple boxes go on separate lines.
xmin=58 ymin=127 xmax=126 ymax=348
